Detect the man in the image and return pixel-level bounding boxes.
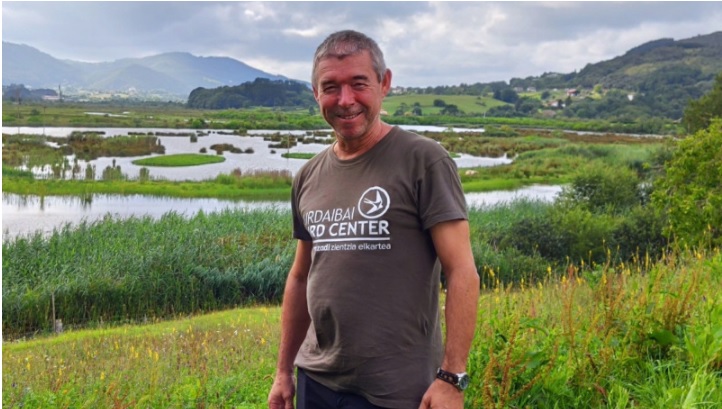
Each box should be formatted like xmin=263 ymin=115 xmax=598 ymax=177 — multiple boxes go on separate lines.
xmin=268 ymin=30 xmax=480 ymax=409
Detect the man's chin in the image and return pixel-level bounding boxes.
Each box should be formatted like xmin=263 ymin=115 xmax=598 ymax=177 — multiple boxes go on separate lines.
xmin=332 ymin=123 xmax=364 ymax=139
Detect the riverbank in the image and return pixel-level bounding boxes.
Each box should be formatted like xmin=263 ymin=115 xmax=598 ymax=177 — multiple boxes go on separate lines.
xmin=2 ymin=186 xmax=564 ymax=239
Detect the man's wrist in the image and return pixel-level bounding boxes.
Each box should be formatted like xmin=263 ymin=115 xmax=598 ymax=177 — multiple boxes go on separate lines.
xmin=436 ymin=368 xmax=470 ymax=391
xmin=275 ymin=367 xmax=295 ymax=378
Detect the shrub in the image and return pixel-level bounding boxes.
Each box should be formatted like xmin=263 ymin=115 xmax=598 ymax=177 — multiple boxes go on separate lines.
xmin=558 ymin=161 xmax=641 ymax=214
xmin=611 ymin=205 xmax=668 ymax=261
xmin=652 ymin=119 xmax=722 ymax=247
xmin=554 ymin=206 xmax=617 ymax=265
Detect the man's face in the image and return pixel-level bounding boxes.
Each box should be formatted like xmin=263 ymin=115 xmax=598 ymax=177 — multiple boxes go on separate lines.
xmin=313 ymin=50 xmax=391 ymax=142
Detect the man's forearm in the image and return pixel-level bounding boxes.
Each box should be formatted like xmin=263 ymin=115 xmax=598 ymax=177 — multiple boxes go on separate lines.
xmin=276 ymin=274 xmax=311 ymax=375
xmin=441 ymin=266 xmax=480 ymax=372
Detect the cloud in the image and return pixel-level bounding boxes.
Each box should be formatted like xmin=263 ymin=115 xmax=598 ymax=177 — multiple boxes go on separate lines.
xmin=3 ymin=1 xmax=721 ymax=86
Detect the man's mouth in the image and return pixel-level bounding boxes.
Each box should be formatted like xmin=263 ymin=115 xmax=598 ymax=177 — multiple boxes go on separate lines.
xmin=336 ymin=111 xmax=362 ymax=120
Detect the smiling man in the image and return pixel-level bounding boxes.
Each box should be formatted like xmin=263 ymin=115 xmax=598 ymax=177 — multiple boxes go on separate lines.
xmin=268 ymin=30 xmax=480 ymax=409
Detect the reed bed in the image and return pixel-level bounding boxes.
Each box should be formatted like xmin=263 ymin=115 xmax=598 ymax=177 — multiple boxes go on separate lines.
xmin=2 ymin=209 xmax=295 ymax=338
xmin=4 ymin=195 xmax=668 ymax=339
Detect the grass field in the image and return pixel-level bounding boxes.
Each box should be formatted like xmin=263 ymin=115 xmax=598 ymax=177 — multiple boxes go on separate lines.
xmin=382 ymin=93 xmax=509 ymax=116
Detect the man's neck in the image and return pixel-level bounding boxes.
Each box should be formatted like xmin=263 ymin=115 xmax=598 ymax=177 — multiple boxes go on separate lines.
xmin=333 ymin=123 xmax=393 ymax=160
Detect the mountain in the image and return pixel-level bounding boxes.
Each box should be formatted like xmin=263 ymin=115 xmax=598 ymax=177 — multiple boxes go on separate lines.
xmin=511 ymin=31 xmax=722 ymax=92
xmin=2 ymin=42 xmax=298 ymax=99
xmin=2 ymin=43 xmax=81 ymax=88
xmin=571 ymin=31 xmax=722 ymax=90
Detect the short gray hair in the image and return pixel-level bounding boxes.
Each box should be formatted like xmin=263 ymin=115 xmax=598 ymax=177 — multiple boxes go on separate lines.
xmin=312 ymin=30 xmax=387 ymax=88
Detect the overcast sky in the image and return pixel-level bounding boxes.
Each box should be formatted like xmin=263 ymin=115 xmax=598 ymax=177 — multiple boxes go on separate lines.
xmin=3 ymin=1 xmax=721 ymax=87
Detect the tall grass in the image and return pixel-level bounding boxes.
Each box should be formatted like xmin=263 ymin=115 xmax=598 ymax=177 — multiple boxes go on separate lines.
xmin=3 ymin=194 xmax=668 ymax=338
xmin=468 ymin=248 xmax=722 ymax=408
xmin=2 ymin=209 xmax=295 ymax=338
xmin=3 ymin=248 xmax=720 ymax=408
xmin=2 ymin=307 xmax=281 ymax=408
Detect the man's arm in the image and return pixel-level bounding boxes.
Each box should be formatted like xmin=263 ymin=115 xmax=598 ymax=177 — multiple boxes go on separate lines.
xmin=268 ymin=239 xmax=313 ymax=409
xmin=420 ymin=219 xmax=480 ymax=409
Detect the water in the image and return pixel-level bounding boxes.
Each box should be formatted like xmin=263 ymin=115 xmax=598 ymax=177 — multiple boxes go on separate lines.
xmin=2 ymin=126 xmax=547 ymax=239
xmin=2 ymin=126 xmax=506 ymax=180
xmin=2 ymin=185 xmax=562 ymax=239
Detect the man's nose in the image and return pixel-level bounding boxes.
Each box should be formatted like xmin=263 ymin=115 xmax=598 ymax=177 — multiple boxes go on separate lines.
xmin=338 ymin=85 xmax=355 ymax=106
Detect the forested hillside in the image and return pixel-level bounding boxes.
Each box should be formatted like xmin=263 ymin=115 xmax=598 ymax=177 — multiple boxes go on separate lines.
xmin=397 ymin=31 xmax=722 ymax=122
xmin=186 ymin=78 xmax=315 ymax=109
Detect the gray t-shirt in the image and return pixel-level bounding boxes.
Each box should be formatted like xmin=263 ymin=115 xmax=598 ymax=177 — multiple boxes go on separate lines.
xmin=291 ymin=126 xmax=467 ymax=408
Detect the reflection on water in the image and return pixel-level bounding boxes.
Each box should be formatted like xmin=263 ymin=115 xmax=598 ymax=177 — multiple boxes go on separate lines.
xmin=466 ymin=185 xmax=563 ymax=209
xmin=2 ymin=185 xmax=561 ymax=239
xmin=2 ymin=193 xmax=291 ymax=239
xmin=2 ymin=126 xmax=507 ymax=181
xmin=3 ymin=126 xmax=566 ymax=239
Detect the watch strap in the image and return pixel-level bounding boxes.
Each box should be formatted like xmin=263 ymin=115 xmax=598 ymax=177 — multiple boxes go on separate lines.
xmin=436 ymin=368 xmax=459 ymax=387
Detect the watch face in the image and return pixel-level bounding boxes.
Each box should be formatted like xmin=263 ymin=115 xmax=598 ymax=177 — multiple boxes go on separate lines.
xmin=458 ymin=373 xmax=470 ymax=390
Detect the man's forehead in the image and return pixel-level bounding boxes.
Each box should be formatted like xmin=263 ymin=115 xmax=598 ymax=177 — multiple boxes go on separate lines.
xmin=317 ymin=53 xmax=373 ymax=74
xmin=320 ymin=49 xmax=370 ymax=63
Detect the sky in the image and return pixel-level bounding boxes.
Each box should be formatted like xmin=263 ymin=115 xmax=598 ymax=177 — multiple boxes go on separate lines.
xmin=2 ymin=1 xmax=722 ymax=88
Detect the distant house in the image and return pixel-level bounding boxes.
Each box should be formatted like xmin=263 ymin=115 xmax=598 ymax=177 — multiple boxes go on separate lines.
xmin=566 ymin=88 xmax=580 ymax=97
xmin=547 ymin=100 xmax=561 ymax=108
xmin=627 ymin=93 xmax=635 ymax=101
xmin=526 ymin=87 xmax=537 ymax=92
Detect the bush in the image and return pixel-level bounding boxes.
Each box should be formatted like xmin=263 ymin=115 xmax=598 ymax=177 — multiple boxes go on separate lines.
xmin=558 ymin=161 xmax=641 ymax=214
xmin=652 ymin=119 xmax=722 ymax=247
xmin=611 ymin=205 xmax=668 ymax=260
xmin=553 ymin=206 xmax=617 ymax=265
xmin=499 ymin=208 xmax=570 ymax=261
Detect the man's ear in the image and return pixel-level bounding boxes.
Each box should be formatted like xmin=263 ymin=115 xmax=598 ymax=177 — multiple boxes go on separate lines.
xmin=313 ymin=86 xmax=320 ymax=103
xmin=381 ymin=69 xmax=392 ymax=96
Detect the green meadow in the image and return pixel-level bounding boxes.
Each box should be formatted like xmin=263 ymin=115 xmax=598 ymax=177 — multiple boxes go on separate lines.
xmin=382 ymin=93 xmax=508 ymax=115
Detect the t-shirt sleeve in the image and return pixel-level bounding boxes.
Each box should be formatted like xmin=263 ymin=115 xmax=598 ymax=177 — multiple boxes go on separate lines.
xmin=418 ymin=156 xmax=468 ymax=230
xmin=291 ymin=176 xmax=312 ymax=241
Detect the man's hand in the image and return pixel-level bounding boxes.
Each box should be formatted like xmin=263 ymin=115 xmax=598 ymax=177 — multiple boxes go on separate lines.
xmin=268 ymin=372 xmax=295 ymax=409
xmin=418 ymin=379 xmax=464 ymax=409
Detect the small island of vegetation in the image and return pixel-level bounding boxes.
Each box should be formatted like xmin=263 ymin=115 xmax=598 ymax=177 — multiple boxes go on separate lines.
xmin=132 ymin=153 xmax=225 ymax=167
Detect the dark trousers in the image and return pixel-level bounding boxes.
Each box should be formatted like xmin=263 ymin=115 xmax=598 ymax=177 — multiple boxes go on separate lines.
xmin=296 ymin=368 xmax=388 ymax=409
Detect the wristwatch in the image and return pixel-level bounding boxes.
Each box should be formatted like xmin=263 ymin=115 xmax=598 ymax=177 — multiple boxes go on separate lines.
xmin=436 ymin=368 xmax=470 ymax=391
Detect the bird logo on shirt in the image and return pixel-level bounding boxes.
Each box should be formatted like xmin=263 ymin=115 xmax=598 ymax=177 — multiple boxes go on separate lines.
xmin=358 ymin=186 xmax=390 ymax=219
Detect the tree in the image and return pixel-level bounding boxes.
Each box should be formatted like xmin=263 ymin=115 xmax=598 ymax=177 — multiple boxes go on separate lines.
xmin=514 ymin=97 xmax=542 ymax=115
xmin=394 ymin=102 xmax=409 ymax=116
xmin=440 ymin=104 xmax=461 ymax=116
xmin=652 ymin=118 xmax=722 ymax=246
xmin=411 ymin=103 xmax=423 ymax=116
xmin=494 ymin=88 xmax=519 ymax=104
xmin=682 ymin=72 xmax=722 ymax=133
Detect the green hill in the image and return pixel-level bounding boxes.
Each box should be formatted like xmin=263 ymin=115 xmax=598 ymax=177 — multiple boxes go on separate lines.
xmin=396 ymin=31 xmax=722 ymax=122
xmin=382 ymin=93 xmax=507 ymax=116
